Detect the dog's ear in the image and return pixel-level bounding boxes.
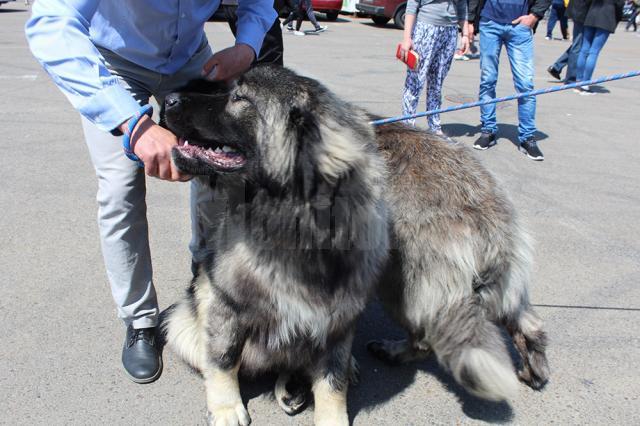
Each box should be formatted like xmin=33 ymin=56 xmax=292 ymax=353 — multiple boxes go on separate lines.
xmin=290 ymin=107 xmax=337 ymax=205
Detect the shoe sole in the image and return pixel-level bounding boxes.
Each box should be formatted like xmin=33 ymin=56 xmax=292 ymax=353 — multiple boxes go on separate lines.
xmin=124 ymin=357 xmax=163 ymax=384
xmin=473 ymin=140 xmax=496 ymax=150
xmin=518 ymin=146 xmax=544 ymax=161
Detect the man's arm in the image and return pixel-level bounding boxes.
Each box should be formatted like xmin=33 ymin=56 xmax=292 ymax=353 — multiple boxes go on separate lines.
xmin=202 ymin=0 xmax=277 ymax=81
xmin=529 ymin=0 xmax=552 ymax=21
xmin=25 ymin=0 xmax=187 ymax=181
xmin=25 ymin=0 xmax=140 ymax=133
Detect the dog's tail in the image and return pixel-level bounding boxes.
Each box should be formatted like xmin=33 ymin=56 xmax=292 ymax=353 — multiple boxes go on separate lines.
xmin=160 ymin=272 xmax=212 ymax=372
xmin=429 ymin=297 xmax=519 ymax=401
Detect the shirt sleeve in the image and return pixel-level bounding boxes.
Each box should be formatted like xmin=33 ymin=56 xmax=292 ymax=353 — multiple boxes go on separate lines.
xmin=25 ymin=0 xmax=141 ymax=132
xmin=406 ymin=0 xmax=419 ymax=16
xmin=234 ymin=0 xmax=278 ymax=57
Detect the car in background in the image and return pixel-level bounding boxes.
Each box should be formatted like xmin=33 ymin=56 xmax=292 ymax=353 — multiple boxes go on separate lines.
xmin=312 ymin=0 xmax=343 ymax=21
xmin=0 ymin=0 xmax=17 ymax=6
xmin=356 ymin=0 xmax=406 ymax=29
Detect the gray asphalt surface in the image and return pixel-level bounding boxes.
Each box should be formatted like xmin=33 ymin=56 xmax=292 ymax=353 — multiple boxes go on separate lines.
xmin=1 ymin=4 xmax=639 ymax=425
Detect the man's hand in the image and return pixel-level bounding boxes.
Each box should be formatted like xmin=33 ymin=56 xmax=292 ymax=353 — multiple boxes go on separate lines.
xmin=202 ymin=43 xmax=255 ymax=82
xmin=120 ymin=115 xmax=191 ymax=181
xmin=468 ymin=23 xmax=475 ymax=43
xmin=512 ymin=14 xmax=539 ymax=28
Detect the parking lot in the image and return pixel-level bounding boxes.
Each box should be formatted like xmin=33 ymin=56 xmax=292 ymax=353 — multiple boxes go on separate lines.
xmin=1 ymin=4 xmax=640 ymax=425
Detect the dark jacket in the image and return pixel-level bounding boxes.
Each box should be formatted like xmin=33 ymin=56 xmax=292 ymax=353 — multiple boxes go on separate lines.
xmin=583 ymin=0 xmax=625 ymax=33
xmin=567 ymin=0 xmax=591 ymax=24
xmin=468 ymin=0 xmax=552 ymax=33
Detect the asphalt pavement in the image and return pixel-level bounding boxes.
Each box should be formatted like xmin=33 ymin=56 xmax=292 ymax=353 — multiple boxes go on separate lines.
xmin=1 ymin=4 xmax=639 ymax=425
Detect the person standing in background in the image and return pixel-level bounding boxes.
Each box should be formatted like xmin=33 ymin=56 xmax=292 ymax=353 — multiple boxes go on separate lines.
xmin=546 ymin=0 xmax=569 ymax=39
xmin=625 ymin=0 xmax=640 ymax=31
xmin=575 ymin=0 xmax=625 ymax=94
xmin=283 ymin=0 xmax=327 ymax=35
xmin=399 ymin=0 xmax=469 ymax=134
xmin=468 ymin=0 xmax=551 ymax=161
xmin=547 ymin=0 xmax=590 ymax=83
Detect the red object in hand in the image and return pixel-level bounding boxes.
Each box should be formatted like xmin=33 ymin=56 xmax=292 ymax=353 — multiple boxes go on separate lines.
xmin=396 ymin=43 xmax=420 ymax=70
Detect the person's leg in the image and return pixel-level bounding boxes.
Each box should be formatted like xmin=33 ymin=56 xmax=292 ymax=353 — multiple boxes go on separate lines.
xmin=550 ymin=49 xmax=569 ymax=74
xmin=478 ymin=20 xmax=504 ymax=136
xmin=87 ymin=49 xmax=163 ymax=330
xmin=302 ymin=0 xmax=321 ymax=29
xmin=558 ymin=6 xmax=569 ymax=39
xmin=582 ymin=28 xmax=610 ymax=81
xmin=546 ymin=6 xmax=558 ymax=38
xmin=425 ymin=26 xmax=457 ymax=132
xmin=295 ymin=2 xmax=305 ymax=31
xmin=576 ymin=25 xmax=595 ymax=82
xmin=81 ymin=47 xmax=165 ymax=383
xmin=505 ymin=23 xmax=536 ymax=143
xmin=401 ymin=22 xmax=439 ymax=126
xmin=565 ymin=21 xmax=583 ymax=82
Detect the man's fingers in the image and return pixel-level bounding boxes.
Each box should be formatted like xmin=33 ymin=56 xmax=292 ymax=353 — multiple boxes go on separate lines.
xmin=512 ymin=17 xmax=522 ymax=25
xmin=144 ymin=159 xmax=159 ymax=178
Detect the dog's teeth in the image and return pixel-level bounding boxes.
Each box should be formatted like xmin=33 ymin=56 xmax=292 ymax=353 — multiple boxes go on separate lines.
xmin=214 ymin=147 xmax=223 ymax=153
xmin=184 ymin=140 xmax=189 ymax=146
xmin=222 ymin=145 xmax=235 ymax=153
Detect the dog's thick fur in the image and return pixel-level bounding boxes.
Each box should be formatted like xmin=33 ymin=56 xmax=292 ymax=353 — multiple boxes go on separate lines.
xmin=162 ymin=66 xmax=389 ymax=425
xmin=161 ymin=66 xmax=549 ymax=424
xmin=369 ymin=123 xmax=549 ymax=400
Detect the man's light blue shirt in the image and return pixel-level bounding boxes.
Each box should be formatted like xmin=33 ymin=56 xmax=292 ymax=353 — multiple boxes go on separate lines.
xmin=25 ymin=0 xmax=276 ymax=132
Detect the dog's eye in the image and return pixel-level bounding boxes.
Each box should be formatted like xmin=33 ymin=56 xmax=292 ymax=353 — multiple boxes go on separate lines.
xmin=231 ymin=93 xmax=247 ymax=103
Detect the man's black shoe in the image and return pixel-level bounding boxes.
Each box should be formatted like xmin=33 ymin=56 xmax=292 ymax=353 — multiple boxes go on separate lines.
xmin=547 ymin=66 xmax=561 ymax=81
xmin=122 ymin=325 xmax=162 ymax=384
xmin=519 ymin=139 xmax=544 ymax=161
xmin=473 ymin=132 xmax=497 ymax=150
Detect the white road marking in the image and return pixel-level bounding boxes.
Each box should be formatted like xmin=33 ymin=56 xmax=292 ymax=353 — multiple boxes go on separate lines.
xmin=0 ymin=75 xmax=38 ymax=80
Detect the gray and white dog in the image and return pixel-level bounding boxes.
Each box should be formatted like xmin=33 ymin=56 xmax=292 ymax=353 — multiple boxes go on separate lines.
xmin=162 ymin=66 xmax=389 ymax=426
xmin=161 ymin=66 xmax=549 ymax=425
xmin=369 ymin=122 xmax=549 ymax=400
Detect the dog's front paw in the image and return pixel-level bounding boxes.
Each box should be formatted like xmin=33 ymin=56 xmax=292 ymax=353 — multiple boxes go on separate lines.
xmin=207 ymin=402 xmax=251 ymax=426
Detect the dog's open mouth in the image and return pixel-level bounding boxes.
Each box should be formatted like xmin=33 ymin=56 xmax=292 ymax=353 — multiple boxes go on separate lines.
xmin=174 ymin=137 xmax=246 ymax=172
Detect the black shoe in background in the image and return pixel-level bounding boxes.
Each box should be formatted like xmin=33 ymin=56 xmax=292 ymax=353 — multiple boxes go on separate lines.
xmin=122 ymin=325 xmax=163 ymax=384
xmin=519 ymin=139 xmax=544 ymax=161
xmin=547 ymin=66 xmax=561 ymax=81
xmin=473 ymin=132 xmax=497 ymax=150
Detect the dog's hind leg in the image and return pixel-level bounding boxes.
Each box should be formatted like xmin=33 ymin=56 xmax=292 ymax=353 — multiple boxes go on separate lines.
xmin=426 ymin=294 xmax=520 ymax=401
xmin=505 ymin=307 xmax=549 ymax=390
xmin=275 ymin=371 xmax=309 ymax=416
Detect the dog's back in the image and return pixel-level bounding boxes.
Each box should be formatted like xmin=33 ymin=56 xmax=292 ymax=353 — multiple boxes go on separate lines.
xmin=372 ymin=122 xmax=549 ymax=400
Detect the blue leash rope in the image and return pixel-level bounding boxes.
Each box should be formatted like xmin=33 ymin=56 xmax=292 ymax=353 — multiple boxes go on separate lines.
xmin=370 ymin=70 xmax=640 ymax=126
xmin=122 ymin=104 xmax=154 ymax=168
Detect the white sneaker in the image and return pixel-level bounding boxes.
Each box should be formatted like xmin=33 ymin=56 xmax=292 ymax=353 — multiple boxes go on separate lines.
xmin=293 ymin=31 xmax=305 ymax=36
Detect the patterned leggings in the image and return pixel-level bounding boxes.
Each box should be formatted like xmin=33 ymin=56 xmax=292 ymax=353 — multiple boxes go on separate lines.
xmin=402 ymin=22 xmax=458 ymax=130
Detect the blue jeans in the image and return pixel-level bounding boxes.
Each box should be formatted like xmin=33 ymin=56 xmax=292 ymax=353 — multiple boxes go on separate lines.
xmin=576 ymin=26 xmax=610 ymax=83
xmin=546 ymin=4 xmax=568 ymax=38
xmin=550 ymin=21 xmax=583 ymax=82
xmin=479 ymin=19 xmax=536 ymax=143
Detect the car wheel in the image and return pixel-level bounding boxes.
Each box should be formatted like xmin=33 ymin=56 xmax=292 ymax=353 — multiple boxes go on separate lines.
xmin=325 ymin=11 xmax=339 ymax=21
xmin=372 ymin=16 xmax=391 ymax=26
xmin=393 ymin=5 xmax=406 ymax=30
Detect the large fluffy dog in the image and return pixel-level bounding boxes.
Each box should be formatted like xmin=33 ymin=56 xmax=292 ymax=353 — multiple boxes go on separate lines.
xmin=162 ymin=67 xmax=389 ymax=426
xmin=161 ymin=66 xmax=549 ymax=425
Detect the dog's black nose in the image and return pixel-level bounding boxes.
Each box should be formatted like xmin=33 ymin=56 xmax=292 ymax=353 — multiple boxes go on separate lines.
xmin=164 ymin=93 xmax=182 ymax=109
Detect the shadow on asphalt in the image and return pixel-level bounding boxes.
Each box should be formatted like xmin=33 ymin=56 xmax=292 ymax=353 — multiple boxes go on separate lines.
xmin=442 ymin=123 xmax=550 ymax=147
xmin=0 ymin=8 xmax=26 ymax=13
xmin=230 ymin=301 xmax=515 ymax=423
